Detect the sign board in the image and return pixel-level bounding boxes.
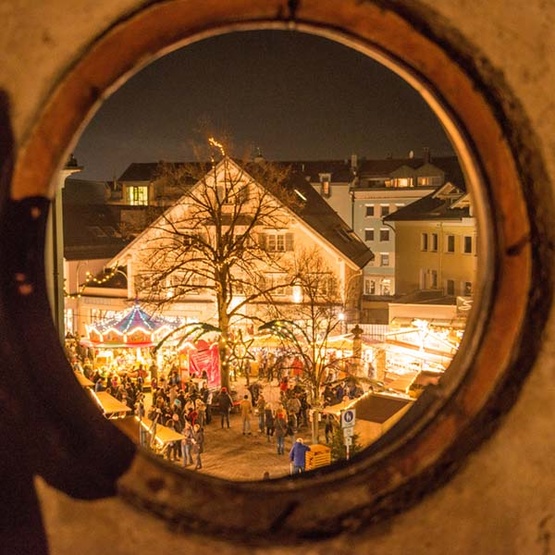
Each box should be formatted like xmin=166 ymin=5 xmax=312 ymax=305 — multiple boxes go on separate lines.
xmin=343 ymin=426 xmax=354 ymax=438
xmin=344 ymin=435 xmax=353 ymax=446
xmin=341 ymin=409 xmax=356 ymax=428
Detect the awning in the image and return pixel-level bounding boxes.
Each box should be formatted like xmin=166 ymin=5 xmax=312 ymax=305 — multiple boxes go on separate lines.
xmin=384 ymin=370 xmax=420 ymax=393
xmin=89 ymin=390 xmax=132 ymax=419
xmin=323 ymin=391 xmax=414 ymax=424
xmin=139 ymin=417 xmax=184 ymax=445
xmin=73 ymin=371 xmax=94 ymax=388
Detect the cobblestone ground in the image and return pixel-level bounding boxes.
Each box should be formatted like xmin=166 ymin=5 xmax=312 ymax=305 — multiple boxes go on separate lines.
xmin=168 ymin=379 xmax=321 ymax=481
xmin=183 ymin=412 xmax=301 ymax=481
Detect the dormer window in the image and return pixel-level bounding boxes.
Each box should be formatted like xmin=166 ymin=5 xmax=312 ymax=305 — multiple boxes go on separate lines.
xmin=417 ymin=176 xmax=442 ymax=187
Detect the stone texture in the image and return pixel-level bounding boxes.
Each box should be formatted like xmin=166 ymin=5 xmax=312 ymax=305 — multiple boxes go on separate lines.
xmin=2 ymin=1 xmax=555 ymax=553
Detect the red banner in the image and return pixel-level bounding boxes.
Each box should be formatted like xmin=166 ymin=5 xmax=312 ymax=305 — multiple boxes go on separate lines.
xmin=189 ymin=342 xmax=220 ymax=388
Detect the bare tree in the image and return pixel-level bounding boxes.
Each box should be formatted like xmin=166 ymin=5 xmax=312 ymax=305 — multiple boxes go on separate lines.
xmin=133 ymin=141 xmax=301 ymax=391
xmin=259 ymin=249 xmax=348 ymax=443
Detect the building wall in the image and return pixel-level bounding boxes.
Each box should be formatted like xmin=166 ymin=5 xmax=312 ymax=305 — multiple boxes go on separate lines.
xmin=3 ymin=1 xmax=555 ymax=554
xmin=395 ymin=220 xmax=478 ymax=296
xmin=354 ymin=188 xmax=434 ymax=295
xmin=121 ymin=201 xmax=356 ymax=326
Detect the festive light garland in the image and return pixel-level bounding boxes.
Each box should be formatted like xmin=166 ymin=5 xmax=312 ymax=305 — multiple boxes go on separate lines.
xmin=64 ymin=267 xmax=124 ymax=299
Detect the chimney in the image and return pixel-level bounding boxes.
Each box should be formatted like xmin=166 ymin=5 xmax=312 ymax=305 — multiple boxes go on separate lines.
xmin=351 ymin=154 xmax=358 ymax=170
xmin=423 ymin=147 xmax=431 ymax=164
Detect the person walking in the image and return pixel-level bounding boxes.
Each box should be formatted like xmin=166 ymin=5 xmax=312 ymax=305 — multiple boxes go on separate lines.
xmin=289 ymin=438 xmax=311 ymax=475
xmin=274 ymin=411 xmax=287 ymax=455
xmin=239 ymin=394 xmax=253 ymax=435
xmin=256 ymin=394 xmax=266 ymax=433
xmin=181 ymin=421 xmax=194 ymax=467
xmin=216 ymin=387 xmax=234 ymax=429
xmin=191 ymin=423 xmax=204 ymax=470
xmin=264 ymin=402 xmax=275 ymax=442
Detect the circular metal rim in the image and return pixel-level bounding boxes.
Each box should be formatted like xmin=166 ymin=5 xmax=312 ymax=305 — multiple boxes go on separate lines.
xmin=8 ymin=0 xmax=551 ymax=544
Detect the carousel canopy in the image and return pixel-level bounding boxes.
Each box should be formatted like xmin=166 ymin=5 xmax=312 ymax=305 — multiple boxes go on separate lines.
xmin=83 ymin=303 xmax=182 ymax=348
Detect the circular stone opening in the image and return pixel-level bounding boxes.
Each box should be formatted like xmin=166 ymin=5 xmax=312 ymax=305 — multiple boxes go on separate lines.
xmin=6 ymin=0 xmax=551 ymax=544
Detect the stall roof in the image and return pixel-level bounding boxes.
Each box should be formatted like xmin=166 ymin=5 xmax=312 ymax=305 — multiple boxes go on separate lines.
xmin=139 ymin=417 xmax=184 ymax=445
xmin=73 ymin=371 xmax=94 ymax=388
xmin=324 ymin=392 xmax=414 ymax=424
xmin=89 ymin=391 xmax=132 ymax=418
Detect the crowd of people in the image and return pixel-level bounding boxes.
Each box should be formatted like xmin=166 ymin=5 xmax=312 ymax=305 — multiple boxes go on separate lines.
xmin=66 ymin=333 xmax=368 ymax=476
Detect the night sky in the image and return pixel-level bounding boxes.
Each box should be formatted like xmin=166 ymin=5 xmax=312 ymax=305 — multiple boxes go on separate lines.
xmin=73 ymin=30 xmax=454 ymax=181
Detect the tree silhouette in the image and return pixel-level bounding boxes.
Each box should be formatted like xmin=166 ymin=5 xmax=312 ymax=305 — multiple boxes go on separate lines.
xmin=133 ymin=142 xmax=301 ymax=391
xmin=259 ymin=249 xmax=360 ymax=443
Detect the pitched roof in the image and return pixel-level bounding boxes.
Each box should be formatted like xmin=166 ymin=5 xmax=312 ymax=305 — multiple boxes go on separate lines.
xmin=278 ymin=170 xmax=374 ymax=268
xmin=113 ymin=157 xmax=373 ymax=270
xmin=117 ymin=154 xmax=465 ymax=189
xmin=63 ymin=203 xmax=132 ymax=260
xmin=383 ymin=182 xmax=470 ymax=222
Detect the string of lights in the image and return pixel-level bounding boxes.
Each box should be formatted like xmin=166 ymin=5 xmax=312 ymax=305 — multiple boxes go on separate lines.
xmin=64 ymin=267 xmax=123 ymax=299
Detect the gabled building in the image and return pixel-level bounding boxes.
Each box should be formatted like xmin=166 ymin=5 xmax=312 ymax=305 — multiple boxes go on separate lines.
xmin=98 ymin=157 xmax=373 ymax=332
xmin=283 ymin=150 xmax=465 ymax=298
xmin=383 ymin=181 xmax=476 ymax=326
xmin=62 ymin=183 xmax=138 ymax=335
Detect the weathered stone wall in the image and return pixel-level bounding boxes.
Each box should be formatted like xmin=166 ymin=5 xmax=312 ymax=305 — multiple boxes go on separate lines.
xmin=2 ymin=1 xmax=554 ymax=553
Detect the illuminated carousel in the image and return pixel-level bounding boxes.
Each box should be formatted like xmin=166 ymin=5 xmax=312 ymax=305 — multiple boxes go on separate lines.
xmin=82 ymin=303 xmax=183 ymax=370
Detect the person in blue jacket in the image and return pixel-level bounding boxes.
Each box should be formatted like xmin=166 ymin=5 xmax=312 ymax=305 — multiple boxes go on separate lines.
xmin=289 ymin=438 xmax=311 ymax=474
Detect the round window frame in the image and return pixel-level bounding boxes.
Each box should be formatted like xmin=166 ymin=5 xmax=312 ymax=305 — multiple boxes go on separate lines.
xmin=9 ymin=0 xmax=552 ymax=545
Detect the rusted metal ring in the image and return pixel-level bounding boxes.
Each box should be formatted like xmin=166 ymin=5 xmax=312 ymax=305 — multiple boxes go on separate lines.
xmin=7 ymin=0 xmax=553 ymax=545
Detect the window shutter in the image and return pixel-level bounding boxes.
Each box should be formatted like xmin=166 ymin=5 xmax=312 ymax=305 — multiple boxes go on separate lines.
xmin=258 ymin=233 xmax=267 ymax=249
xmin=285 ymin=233 xmax=294 ymax=251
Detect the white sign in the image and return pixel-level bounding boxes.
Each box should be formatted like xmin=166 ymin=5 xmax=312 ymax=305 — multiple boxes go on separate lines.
xmin=343 ymin=426 xmax=354 ymax=438
xmin=341 ymin=409 xmax=356 ymax=428
xmin=344 ymin=436 xmax=353 ymax=446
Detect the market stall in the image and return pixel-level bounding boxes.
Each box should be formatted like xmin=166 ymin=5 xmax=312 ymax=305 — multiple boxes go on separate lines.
xmin=88 ymin=390 xmax=133 ymax=420
xmin=137 ymin=416 xmax=183 ymax=455
xmin=81 ymin=302 xmax=183 ymax=376
xmin=323 ymin=390 xmax=414 ymax=447
xmin=379 ymin=319 xmax=460 ymax=392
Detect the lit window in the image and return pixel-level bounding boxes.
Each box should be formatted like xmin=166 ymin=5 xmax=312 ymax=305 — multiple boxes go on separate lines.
xmin=463 ymin=281 xmax=473 ymax=296
xmin=365 ymin=279 xmax=376 ymax=295
xmin=393 ymin=177 xmax=413 ymax=188
xmin=380 ymin=253 xmax=390 ymax=266
xmin=320 ymin=173 xmax=331 ymax=198
xmin=126 ymin=185 xmax=148 ymax=206
xmin=381 ymin=279 xmax=391 ymax=295
xmin=417 ymin=176 xmax=442 ymax=186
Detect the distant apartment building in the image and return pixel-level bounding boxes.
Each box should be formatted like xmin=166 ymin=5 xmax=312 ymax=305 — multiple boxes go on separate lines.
xmin=384 ymin=182 xmax=476 ymax=298
xmin=296 ymin=149 xmax=465 ymax=297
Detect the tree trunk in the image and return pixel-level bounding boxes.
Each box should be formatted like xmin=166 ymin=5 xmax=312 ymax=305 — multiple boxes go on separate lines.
xmin=218 ymin=336 xmax=231 ymax=392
